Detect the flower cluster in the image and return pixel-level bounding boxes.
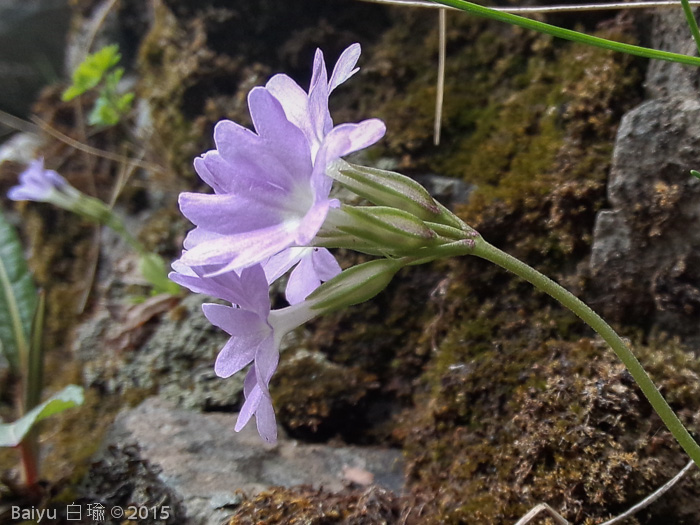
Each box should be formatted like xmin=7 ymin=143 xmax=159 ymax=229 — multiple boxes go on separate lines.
xmin=172 ymin=44 xmax=388 ymax=442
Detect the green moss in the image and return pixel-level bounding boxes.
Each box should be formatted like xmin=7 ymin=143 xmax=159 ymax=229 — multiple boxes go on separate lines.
xmin=399 ymin=323 xmax=700 ymax=523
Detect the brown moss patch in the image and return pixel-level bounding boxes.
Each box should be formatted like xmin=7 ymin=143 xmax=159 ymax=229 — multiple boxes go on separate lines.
xmin=392 ymin=262 xmax=700 ymax=524
xmin=229 ymin=485 xmax=404 ymax=525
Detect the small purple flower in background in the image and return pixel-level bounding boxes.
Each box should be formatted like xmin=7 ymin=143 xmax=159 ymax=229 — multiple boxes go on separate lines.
xmin=8 ymin=158 xmax=80 ymax=207
xmin=177 ymin=43 xmax=385 ymax=276
xmin=170 ymin=261 xmax=316 ymax=443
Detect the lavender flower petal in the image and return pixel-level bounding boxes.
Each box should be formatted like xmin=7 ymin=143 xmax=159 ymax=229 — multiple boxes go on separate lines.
xmin=313 ymin=119 xmax=387 ymax=179
xmin=328 ymin=43 xmax=361 ymax=92
xmin=286 ymin=254 xmax=320 ymax=305
xmin=285 ymin=248 xmax=341 ymax=305
xmin=312 ymin=247 xmax=342 ymax=281
xmin=264 ymin=74 xmax=312 ymax=146
xmin=202 ymin=303 xmax=265 ymax=337
xmin=308 ymin=49 xmax=332 ymax=145
xmin=211 ymin=331 xmax=258 ymax=378
xmin=248 ymin=87 xmax=313 ymax=175
xmin=236 ymin=365 xmax=278 ymax=443
xmin=254 ymin=393 xmax=278 ymax=443
xmin=235 ymin=368 xmax=262 ymax=431
xmin=262 ymin=247 xmax=308 ymax=284
xmin=181 ymin=225 xmax=306 ymax=275
xmin=179 ymin=192 xmax=286 ymax=235
xmin=212 ymin=120 xmax=302 ymax=193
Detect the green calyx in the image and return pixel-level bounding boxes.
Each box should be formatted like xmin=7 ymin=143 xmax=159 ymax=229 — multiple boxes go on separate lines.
xmin=306 ymin=258 xmax=403 ymax=313
xmin=318 ymin=205 xmax=439 ymax=256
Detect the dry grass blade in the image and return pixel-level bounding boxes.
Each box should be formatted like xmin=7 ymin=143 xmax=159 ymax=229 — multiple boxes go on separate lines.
xmin=513 ymin=460 xmax=695 ymax=524
xmin=514 ymin=503 xmax=570 ymax=525
xmin=31 ymin=116 xmax=168 ymax=176
xmin=434 ymin=8 xmax=446 ymax=146
xmin=600 ymin=460 xmax=695 ymax=525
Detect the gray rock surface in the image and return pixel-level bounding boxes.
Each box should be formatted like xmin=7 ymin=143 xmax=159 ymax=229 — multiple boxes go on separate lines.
xmin=76 ymin=293 xmax=245 ymax=410
xmin=590 ymin=97 xmax=700 ymax=334
xmin=101 ymin=397 xmax=404 ymax=524
xmin=645 ymin=8 xmax=700 ymax=99
xmin=589 ymin=9 xmax=700 ymax=339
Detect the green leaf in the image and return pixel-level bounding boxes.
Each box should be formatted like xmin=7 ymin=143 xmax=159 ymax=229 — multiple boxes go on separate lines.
xmin=88 ymin=89 xmax=133 ymax=127
xmin=25 ymin=290 xmax=46 ymax=411
xmin=62 ymin=44 xmax=121 ymax=101
xmin=116 ymin=92 xmax=134 ymax=114
xmin=0 ymin=208 xmax=37 ymax=372
xmin=104 ymin=68 xmax=124 ymax=91
xmin=0 ymin=385 xmax=84 ymax=447
xmin=691 ymin=170 xmax=700 ymax=179
xmin=88 ymin=96 xmax=121 ymax=126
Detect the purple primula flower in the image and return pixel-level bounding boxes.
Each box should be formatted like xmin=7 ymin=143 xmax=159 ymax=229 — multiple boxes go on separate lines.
xmin=177 ymin=43 xmax=385 ymax=276
xmin=262 ymin=246 xmax=342 ymax=305
xmin=8 ymin=158 xmax=80 ymax=206
xmin=169 ymin=261 xmax=316 ymax=443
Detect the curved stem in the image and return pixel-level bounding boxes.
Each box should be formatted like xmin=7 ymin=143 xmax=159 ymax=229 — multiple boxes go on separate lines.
xmin=471 ymin=237 xmax=700 ymax=467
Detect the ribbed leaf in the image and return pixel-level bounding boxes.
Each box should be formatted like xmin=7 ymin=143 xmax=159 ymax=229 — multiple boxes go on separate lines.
xmin=0 ymin=208 xmax=37 ymax=372
xmin=0 ymin=385 xmax=84 ymax=447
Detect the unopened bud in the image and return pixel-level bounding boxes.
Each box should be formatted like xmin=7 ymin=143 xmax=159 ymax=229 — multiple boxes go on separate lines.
xmin=319 ymin=205 xmax=436 ymax=256
xmin=306 ymin=258 xmax=401 ymax=313
xmin=328 ymin=160 xmax=440 ymax=221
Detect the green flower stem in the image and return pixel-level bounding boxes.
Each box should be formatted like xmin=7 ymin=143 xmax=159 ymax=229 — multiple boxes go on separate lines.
xmin=72 ymin=196 xmax=147 ymax=256
xmin=470 ymin=237 xmax=700 ymax=467
xmin=431 ymin=0 xmax=700 ymax=67
xmin=681 ymin=0 xmax=700 ymax=56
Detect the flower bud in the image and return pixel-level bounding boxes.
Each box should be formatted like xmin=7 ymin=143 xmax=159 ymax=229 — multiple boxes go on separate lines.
xmin=328 ymin=160 xmax=441 ymax=221
xmin=306 ymin=258 xmax=402 ymax=313
xmin=319 ymin=205 xmax=436 ymax=256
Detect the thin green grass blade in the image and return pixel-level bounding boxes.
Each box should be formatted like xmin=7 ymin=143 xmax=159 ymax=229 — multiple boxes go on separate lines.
xmin=681 ymin=0 xmax=700 ymax=55
xmin=431 ymin=0 xmax=700 ymax=66
xmin=0 ymin=209 xmax=37 ymax=373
